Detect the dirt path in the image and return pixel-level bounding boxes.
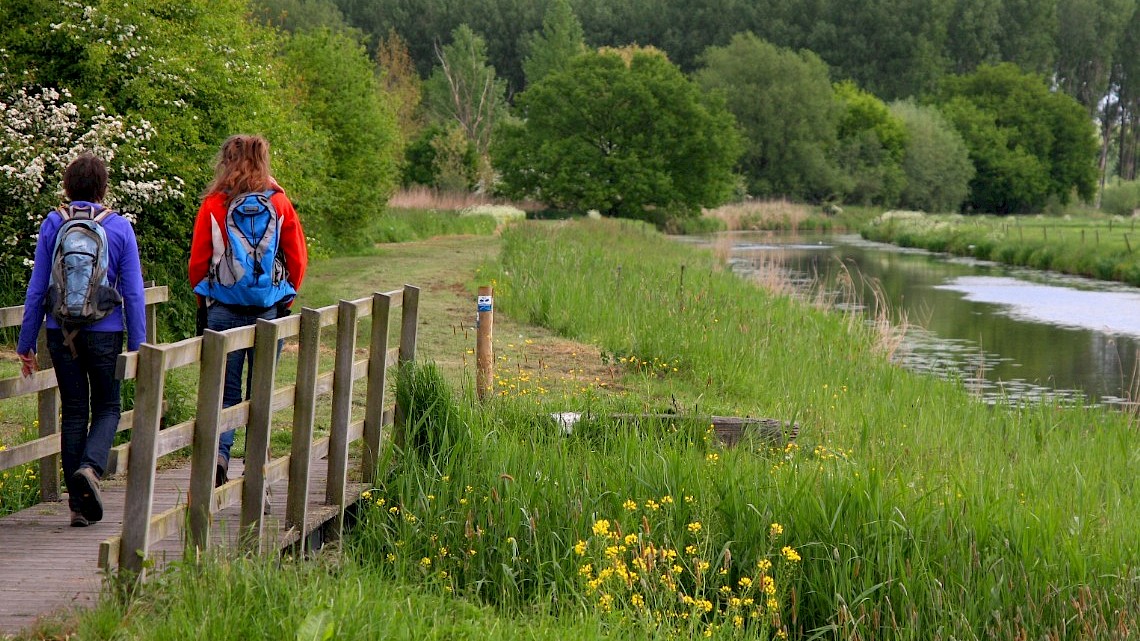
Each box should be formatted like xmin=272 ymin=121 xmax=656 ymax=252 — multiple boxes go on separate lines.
xmin=298 ymin=235 xmax=621 ymax=401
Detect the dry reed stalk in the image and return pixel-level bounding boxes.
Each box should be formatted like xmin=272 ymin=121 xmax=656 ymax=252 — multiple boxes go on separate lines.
xmin=744 ymin=254 xmax=796 ymax=297
xmin=710 ymin=234 xmax=735 ymax=268
xmin=704 ymin=199 xmax=812 ymax=232
xmin=388 ymin=186 xmax=543 ymax=212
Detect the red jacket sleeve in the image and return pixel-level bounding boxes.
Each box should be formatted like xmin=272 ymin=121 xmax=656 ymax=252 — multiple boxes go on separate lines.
xmin=272 ymin=191 xmax=308 ymax=300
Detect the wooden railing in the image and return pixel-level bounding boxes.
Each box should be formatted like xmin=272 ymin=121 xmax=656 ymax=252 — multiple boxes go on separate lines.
xmin=102 ymin=286 xmax=420 ymax=577
xmin=0 ymin=285 xmax=169 ymax=500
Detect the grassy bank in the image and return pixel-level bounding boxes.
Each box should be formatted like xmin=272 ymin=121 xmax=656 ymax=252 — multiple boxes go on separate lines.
xmin=863 ymin=210 xmax=1140 ymax=285
xmin=14 ymin=219 xmax=1140 ymax=639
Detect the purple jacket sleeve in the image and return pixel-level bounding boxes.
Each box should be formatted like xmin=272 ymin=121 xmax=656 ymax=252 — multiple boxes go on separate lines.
xmin=16 ymin=215 xmax=60 ymax=355
xmin=117 ymin=222 xmax=147 ymax=351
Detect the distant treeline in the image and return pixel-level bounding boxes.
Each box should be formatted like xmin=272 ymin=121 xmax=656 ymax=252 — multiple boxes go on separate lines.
xmin=330 ymin=0 xmax=1140 ymax=181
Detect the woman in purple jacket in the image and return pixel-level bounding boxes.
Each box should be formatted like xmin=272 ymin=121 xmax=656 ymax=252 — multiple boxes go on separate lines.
xmin=16 ymin=153 xmax=147 ymax=527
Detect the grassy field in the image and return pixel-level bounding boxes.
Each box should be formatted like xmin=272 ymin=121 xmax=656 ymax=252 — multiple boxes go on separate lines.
xmin=8 ymin=217 xmax=1140 ymax=639
xmin=863 ymin=209 xmax=1140 ymax=285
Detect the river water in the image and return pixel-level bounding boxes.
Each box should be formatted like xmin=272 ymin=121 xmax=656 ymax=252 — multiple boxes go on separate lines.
xmin=717 ymin=231 xmax=1140 ymax=407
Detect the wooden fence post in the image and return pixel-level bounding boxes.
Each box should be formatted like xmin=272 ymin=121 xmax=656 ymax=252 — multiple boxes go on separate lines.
xmin=325 ymin=301 xmax=359 ymax=538
xmin=239 ymin=318 xmax=281 ymax=551
xmin=287 ymin=309 xmax=322 ymax=532
xmin=476 ymin=286 xmax=494 ymax=401
xmin=393 ymin=285 xmax=420 ymax=449
xmin=399 ymin=285 xmax=419 ymax=365
xmin=119 ymin=344 xmax=167 ymax=580
xmin=35 ymin=330 xmax=59 ymax=502
xmin=362 ymin=294 xmax=392 ymax=486
xmin=187 ymin=331 xmax=226 ymax=549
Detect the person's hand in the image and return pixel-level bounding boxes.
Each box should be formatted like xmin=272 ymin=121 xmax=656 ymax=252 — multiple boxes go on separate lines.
xmin=18 ymin=351 xmax=38 ymax=378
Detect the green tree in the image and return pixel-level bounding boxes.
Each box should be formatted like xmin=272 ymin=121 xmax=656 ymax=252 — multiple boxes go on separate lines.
xmin=376 ymin=29 xmax=424 ymax=141
xmin=695 ymin=33 xmax=842 ymax=202
xmin=494 ymin=46 xmax=742 ymax=221
xmin=0 ymin=0 xmax=318 ymax=333
xmin=889 ymin=101 xmax=975 ymax=212
xmin=280 ymin=28 xmax=401 ymax=239
xmin=521 ymin=0 xmax=587 ymax=86
xmin=423 ymin=24 xmax=508 ymax=188
xmin=833 ymin=81 xmax=908 ymax=206
xmin=938 ymin=63 xmax=1098 ymax=213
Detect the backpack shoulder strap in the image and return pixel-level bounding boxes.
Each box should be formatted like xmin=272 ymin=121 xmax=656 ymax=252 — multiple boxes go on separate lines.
xmin=93 ymin=208 xmax=115 ymax=224
xmin=54 ymin=205 xmax=72 ymax=223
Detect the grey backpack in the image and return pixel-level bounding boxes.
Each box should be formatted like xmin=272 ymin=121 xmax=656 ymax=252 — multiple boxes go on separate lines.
xmin=46 ymin=205 xmax=123 ymax=350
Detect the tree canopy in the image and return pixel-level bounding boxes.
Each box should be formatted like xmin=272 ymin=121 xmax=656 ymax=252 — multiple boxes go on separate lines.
xmin=494 ymin=47 xmax=742 ymax=220
xmin=939 ymin=63 xmax=1098 ymax=213
xmin=695 ymin=33 xmax=842 ymax=202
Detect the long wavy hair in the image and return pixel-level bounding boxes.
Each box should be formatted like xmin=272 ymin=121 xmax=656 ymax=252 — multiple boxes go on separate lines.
xmin=203 ymin=134 xmax=272 ymax=201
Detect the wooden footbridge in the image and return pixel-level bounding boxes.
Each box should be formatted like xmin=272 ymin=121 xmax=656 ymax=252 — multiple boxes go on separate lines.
xmin=0 ymin=285 xmax=420 ymax=635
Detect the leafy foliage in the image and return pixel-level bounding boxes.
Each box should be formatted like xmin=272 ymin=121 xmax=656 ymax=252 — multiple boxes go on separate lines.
xmin=939 ymin=63 xmax=1099 ymax=213
xmin=0 ymin=0 xmax=401 ymax=335
xmin=889 ymin=101 xmax=975 ymax=213
xmin=494 ymin=47 xmax=741 ymax=221
xmin=279 ymin=28 xmax=401 ymax=243
xmin=832 ymin=81 xmax=908 ymax=206
xmin=695 ymin=33 xmax=842 ymax=203
xmin=520 ymin=0 xmax=587 ymax=86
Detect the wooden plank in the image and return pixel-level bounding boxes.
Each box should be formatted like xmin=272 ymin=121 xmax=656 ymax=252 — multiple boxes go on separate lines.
xmin=36 ymin=333 xmax=60 ymax=501
xmin=363 ymin=292 xmax=393 ymax=485
xmin=0 ymin=305 xmax=23 ymax=328
xmin=0 ymin=369 xmax=57 ymax=400
xmin=189 ymin=330 xmax=227 ymax=548
xmin=0 ymin=435 xmax=58 ymax=471
xmin=274 ymin=313 xmax=301 ymax=339
xmin=287 ymin=308 xmax=321 ymax=531
xmin=393 ymin=284 xmax=421 ymax=448
xmin=118 ymin=344 xmax=167 ymax=579
xmin=399 ymin=285 xmax=420 ymax=365
xmin=160 ymin=336 xmax=203 ymax=372
xmin=0 ymin=285 xmax=165 ymax=330
xmin=239 ymin=319 xmax=280 ymax=550
xmin=325 ymin=300 xmax=359 ymax=538
xmin=143 ymin=286 xmax=169 ymax=305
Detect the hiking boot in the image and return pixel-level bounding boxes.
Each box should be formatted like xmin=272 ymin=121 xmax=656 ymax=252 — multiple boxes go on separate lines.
xmin=69 ymin=510 xmax=89 ymax=527
xmin=71 ymin=466 xmax=104 ymax=523
xmin=215 ymin=455 xmax=229 ymax=488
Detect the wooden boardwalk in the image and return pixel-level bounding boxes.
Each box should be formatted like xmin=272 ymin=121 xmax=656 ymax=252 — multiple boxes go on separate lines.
xmin=0 ymin=286 xmax=417 ymax=638
xmin=0 ymin=454 xmax=362 ymax=635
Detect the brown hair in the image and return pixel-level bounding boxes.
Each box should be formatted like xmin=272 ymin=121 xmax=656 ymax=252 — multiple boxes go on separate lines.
xmin=63 ymin=153 xmax=109 ymax=203
xmin=203 ymin=134 xmax=271 ymax=200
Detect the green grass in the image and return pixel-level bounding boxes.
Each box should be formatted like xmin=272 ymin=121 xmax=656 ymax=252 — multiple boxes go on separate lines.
xmin=863 ymin=209 xmax=1140 ymax=284
xmin=12 ymin=219 xmax=1140 ymax=639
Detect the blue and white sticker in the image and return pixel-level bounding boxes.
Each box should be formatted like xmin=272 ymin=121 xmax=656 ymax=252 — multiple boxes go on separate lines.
xmin=477 ymin=295 xmax=493 ymax=312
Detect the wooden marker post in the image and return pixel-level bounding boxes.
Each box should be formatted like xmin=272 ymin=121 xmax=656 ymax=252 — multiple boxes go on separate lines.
xmin=476 ymin=286 xmax=494 ymax=401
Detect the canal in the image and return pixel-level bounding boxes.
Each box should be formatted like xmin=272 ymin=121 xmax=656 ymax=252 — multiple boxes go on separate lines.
xmin=718 ymin=232 xmax=1140 ymax=407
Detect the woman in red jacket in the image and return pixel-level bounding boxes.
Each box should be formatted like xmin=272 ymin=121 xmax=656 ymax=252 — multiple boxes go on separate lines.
xmin=189 ymin=134 xmax=308 ymax=487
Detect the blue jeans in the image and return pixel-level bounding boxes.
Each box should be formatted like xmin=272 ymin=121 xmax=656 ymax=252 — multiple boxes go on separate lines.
xmin=206 ymin=304 xmax=280 ymax=462
xmin=47 ymin=329 xmax=123 ymax=512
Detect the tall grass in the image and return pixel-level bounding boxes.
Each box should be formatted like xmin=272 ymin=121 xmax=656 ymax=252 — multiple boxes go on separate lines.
xmin=31 ymin=219 xmax=1140 ymax=639
xmin=864 ymin=210 xmax=1140 ymax=285
xmin=472 ymin=218 xmax=1140 ymax=638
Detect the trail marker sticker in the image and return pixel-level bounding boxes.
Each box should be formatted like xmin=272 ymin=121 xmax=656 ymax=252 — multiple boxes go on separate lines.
xmin=477 ymin=295 xmax=493 ymax=312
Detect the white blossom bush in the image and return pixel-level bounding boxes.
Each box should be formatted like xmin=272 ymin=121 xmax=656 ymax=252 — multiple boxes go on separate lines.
xmin=0 ymin=83 xmax=183 ymax=278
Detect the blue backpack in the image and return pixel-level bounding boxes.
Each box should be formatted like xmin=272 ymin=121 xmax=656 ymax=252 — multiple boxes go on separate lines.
xmin=194 ymin=190 xmax=295 ymax=309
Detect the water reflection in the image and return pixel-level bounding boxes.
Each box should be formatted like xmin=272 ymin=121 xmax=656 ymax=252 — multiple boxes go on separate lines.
xmin=716 ymin=232 xmax=1140 ymax=407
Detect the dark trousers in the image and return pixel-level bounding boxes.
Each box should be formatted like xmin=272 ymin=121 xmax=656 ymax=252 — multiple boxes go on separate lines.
xmin=46 ymin=329 xmax=123 ymax=512
xmin=206 ymin=304 xmax=280 ymax=461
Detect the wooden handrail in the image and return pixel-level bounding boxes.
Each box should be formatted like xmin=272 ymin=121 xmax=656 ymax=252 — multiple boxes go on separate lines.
xmin=115 ymin=285 xmax=419 ymax=579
